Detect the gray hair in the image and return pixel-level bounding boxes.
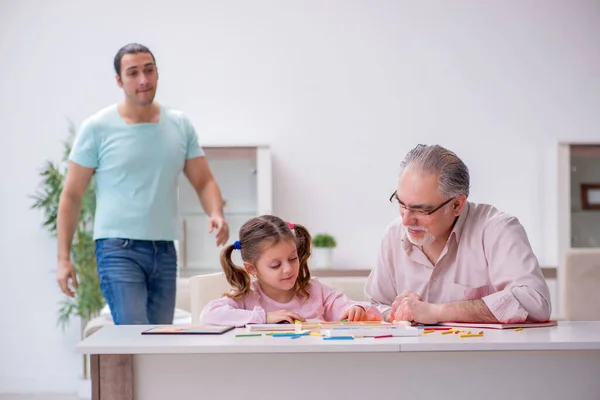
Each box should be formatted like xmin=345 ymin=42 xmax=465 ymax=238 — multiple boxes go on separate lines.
xmin=400 ymin=144 xmax=470 ymax=198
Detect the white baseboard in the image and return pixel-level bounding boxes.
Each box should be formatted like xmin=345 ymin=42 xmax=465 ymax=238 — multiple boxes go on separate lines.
xmin=0 ymin=376 xmax=78 ymax=394
xmin=77 ymin=379 xmax=91 ymax=399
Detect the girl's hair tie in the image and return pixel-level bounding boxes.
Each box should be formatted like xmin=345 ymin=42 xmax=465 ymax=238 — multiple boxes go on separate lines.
xmin=287 ymin=222 xmax=295 ymax=229
xmin=233 ymin=240 xmax=242 ymax=250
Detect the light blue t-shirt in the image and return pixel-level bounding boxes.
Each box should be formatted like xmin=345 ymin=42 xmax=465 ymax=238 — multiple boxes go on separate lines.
xmin=69 ymin=104 xmax=204 ymax=240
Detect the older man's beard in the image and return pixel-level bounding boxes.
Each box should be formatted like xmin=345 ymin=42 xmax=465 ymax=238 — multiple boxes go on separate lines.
xmin=404 ymin=225 xmax=436 ymax=246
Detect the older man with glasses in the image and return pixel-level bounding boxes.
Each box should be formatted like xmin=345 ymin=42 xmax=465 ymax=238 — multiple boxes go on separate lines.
xmin=365 ymin=144 xmax=551 ymax=325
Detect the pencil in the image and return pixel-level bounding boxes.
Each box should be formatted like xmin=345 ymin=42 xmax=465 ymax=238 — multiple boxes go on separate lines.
xmin=459 ymin=334 xmax=483 ymax=338
xmin=374 ymin=334 xmax=393 ymax=339
xmin=235 ymin=333 xmax=262 ymax=337
xmin=514 ymin=327 xmax=523 ymax=332
xmin=272 ymin=332 xmax=309 ymax=337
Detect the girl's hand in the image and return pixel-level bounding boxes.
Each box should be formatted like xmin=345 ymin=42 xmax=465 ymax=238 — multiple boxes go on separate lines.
xmin=266 ymin=309 xmax=305 ymax=324
xmin=340 ymin=306 xmax=367 ymax=322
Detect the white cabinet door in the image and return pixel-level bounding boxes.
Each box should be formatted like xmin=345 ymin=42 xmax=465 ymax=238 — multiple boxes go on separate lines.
xmin=177 ymin=146 xmax=271 ymax=275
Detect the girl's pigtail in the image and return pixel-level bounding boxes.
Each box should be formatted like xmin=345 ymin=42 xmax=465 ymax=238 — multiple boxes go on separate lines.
xmin=220 ymin=244 xmax=251 ymax=299
xmin=290 ymin=223 xmax=312 ymax=299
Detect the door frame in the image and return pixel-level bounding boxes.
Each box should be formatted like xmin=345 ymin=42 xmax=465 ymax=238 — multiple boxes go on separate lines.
xmin=557 ymin=142 xmax=600 ymax=316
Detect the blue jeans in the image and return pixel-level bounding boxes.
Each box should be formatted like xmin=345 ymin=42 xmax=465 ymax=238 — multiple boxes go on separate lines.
xmin=95 ymin=238 xmax=177 ymax=325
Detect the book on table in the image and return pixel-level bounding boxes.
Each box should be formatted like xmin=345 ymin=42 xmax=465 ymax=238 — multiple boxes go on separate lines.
xmin=141 ymin=325 xmax=235 ymax=335
xmin=434 ymin=321 xmax=557 ymax=329
xmin=322 ymin=325 xmax=420 ymax=337
xmin=246 ymin=323 xmax=298 ymax=332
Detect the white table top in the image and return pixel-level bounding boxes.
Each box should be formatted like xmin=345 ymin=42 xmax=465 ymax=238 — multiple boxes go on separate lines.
xmin=76 ymin=321 xmax=600 ymax=355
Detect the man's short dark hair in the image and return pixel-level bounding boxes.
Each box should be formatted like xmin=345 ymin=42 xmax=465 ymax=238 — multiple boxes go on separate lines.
xmin=114 ymin=43 xmax=156 ymax=77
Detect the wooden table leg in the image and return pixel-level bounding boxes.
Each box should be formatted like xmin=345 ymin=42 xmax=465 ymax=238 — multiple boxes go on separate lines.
xmin=91 ymin=354 xmax=133 ymax=400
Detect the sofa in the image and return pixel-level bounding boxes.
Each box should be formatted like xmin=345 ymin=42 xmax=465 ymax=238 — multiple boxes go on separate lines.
xmin=563 ymin=248 xmax=600 ymax=320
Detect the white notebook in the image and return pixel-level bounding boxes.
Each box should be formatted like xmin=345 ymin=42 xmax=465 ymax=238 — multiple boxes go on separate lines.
xmin=322 ymin=325 xmax=420 ymax=337
xmin=246 ymin=323 xmax=297 ymax=332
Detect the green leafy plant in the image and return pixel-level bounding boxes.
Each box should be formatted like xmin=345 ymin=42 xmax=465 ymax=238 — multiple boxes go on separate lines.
xmin=312 ymin=233 xmax=337 ymax=248
xmin=30 ymin=121 xmax=104 ymax=379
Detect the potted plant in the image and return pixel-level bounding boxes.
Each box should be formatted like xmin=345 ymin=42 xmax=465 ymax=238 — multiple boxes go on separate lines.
xmin=311 ymin=233 xmax=337 ymax=269
xmin=30 ymin=121 xmax=104 ymax=396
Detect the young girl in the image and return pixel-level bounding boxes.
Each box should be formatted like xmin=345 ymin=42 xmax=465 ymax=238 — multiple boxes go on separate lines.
xmin=200 ymin=215 xmax=381 ymax=326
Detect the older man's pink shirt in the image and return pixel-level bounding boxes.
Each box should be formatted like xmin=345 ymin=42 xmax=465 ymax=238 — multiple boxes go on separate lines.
xmin=365 ymin=202 xmax=551 ymax=323
xmin=201 ymin=278 xmax=381 ymax=326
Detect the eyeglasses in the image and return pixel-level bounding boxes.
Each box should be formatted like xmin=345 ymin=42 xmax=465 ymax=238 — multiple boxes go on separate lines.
xmin=389 ymin=190 xmax=455 ymax=217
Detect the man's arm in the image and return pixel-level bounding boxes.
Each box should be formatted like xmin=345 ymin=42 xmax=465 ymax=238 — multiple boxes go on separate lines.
xmin=404 ymin=217 xmax=552 ymax=324
xmin=394 ymin=297 xmax=499 ymax=325
xmin=437 ymin=299 xmax=499 ymax=323
xmin=183 ymin=156 xmax=229 ymax=246
xmin=396 ymin=215 xmax=551 ymax=325
xmin=56 ymin=161 xmax=95 ymax=297
xmin=432 ymin=218 xmax=550 ymax=324
xmin=480 ymin=217 xmax=552 ymax=323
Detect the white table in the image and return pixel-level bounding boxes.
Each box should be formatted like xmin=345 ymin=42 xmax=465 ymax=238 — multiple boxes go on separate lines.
xmin=76 ymin=321 xmax=600 ymax=400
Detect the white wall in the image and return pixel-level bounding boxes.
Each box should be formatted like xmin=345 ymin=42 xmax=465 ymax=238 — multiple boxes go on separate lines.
xmin=1 ymin=0 xmax=600 ymax=393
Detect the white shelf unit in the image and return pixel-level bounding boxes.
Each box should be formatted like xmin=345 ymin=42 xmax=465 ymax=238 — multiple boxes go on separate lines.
xmin=176 ymin=146 xmax=272 ymax=276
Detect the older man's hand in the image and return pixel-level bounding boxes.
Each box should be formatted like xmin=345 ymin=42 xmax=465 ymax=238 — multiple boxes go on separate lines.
xmin=390 ymin=290 xmax=422 ymax=321
xmin=393 ymin=298 xmax=442 ymax=325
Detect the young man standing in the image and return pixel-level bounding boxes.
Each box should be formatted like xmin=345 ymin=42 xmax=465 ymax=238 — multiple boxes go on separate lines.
xmin=56 ymin=43 xmax=229 ymax=325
